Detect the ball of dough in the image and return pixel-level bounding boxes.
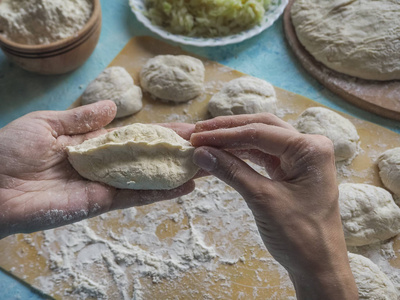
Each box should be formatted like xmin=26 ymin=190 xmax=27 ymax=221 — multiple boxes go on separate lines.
xmin=294 ymin=107 xmax=359 ymax=162
xmin=207 ymin=76 xmax=277 ymax=117
xmin=291 ymin=0 xmax=400 ymax=81
xmin=378 ymin=147 xmax=400 ymax=199
xmin=139 ymin=55 xmax=205 ymax=102
xmin=348 ymin=253 xmax=397 ymax=299
xmin=67 ymin=124 xmax=199 ymax=190
xmin=81 ymin=67 xmax=143 ymax=118
xmin=339 ymin=183 xmax=400 ymax=246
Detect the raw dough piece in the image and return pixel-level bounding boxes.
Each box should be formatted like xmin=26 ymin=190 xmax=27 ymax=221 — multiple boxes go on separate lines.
xmin=378 ymin=147 xmax=400 ymax=199
xmin=348 ymin=253 xmax=398 ymax=299
xmin=139 ymin=55 xmax=205 ymax=102
xmin=207 ymin=76 xmax=277 ymax=117
xmin=291 ymin=0 xmax=400 ymax=81
xmin=67 ymin=124 xmax=199 ymax=190
xmin=81 ymin=67 xmax=143 ymax=118
xmin=294 ymin=107 xmax=359 ymax=162
xmin=339 ymin=183 xmax=400 ymax=246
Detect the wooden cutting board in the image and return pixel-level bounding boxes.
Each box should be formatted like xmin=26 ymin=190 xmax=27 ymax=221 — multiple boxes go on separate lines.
xmin=283 ymin=0 xmax=400 ymax=121
xmin=1 ymin=36 xmax=400 ymax=299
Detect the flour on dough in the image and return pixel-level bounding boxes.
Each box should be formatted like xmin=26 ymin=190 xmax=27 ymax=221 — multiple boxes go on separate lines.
xmin=139 ymin=55 xmax=205 ymax=102
xmin=339 ymin=183 xmax=400 ymax=246
xmin=378 ymin=147 xmax=400 ymax=200
xmin=207 ymin=76 xmax=277 ymax=117
xmin=81 ymin=67 xmax=142 ymax=118
xmin=67 ymin=124 xmax=199 ymax=190
xmin=291 ymin=0 xmax=400 ymax=81
xmin=348 ymin=253 xmax=398 ymax=299
xmin=294 ymin=107 xmax=359 ymax=162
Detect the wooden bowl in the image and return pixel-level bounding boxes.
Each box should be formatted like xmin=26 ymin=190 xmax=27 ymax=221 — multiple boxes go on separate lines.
xmin=0 ymin=0 xmax=102 ymax=75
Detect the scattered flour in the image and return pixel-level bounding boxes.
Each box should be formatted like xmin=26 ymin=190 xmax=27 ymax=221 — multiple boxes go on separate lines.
xmin=27 ymin=166 xmax=294 ymax=299
xmin=6 ymin=69 xmax=400 ymax=299
xmin=0 ymin=0 xmax=93 ymax=45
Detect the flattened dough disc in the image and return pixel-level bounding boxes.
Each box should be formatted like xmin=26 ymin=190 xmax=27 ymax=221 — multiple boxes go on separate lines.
xmin=283 ymin=0 xmax=400 ymax=121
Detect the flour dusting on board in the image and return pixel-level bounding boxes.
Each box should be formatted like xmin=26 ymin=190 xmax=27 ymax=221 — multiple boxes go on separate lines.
xmin=28 ymin=168 xmax=295 ymax=299
xmin=4 ymin=56 xmax=400 ymax=298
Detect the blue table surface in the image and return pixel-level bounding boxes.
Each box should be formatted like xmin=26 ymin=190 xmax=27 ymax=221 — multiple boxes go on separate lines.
xmin=1 ymin=0 xmax=400 ymax=299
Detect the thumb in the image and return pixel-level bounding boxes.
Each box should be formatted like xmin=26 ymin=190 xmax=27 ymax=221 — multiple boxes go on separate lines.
xmin=44 ymin=100 xmax=117 ymax=137
xmin=192 ymin=146 xmax=267 ymax=200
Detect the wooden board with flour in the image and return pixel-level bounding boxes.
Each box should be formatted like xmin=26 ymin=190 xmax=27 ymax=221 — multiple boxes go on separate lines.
xmin=283 ymin=0 xmax=400 ymax=121
xmin=1 ymin=36 xmax=400 ymax=299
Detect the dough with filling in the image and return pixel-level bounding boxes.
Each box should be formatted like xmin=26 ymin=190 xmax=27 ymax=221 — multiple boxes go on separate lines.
xmin=294 ymin=107 xmax=359 ymax=162
xmin=208 ymin=76 xmax=277 ymax=117
xmin=291 ymin=0 xmax=400 ymax=81
xmin=378 ymin=147 xmax=400 ymax=199
xmin=348 ymin=253 xmax=397 ymax=299
xmin=81 ymin=67 xmax=142 ymax=118
xmin=139 ymin=55 xmax=205 ymax=102
xmin=67 ymin=124 xmax=199 ymax=190
xmin=339 ymin=183 xmax=400 ymax=246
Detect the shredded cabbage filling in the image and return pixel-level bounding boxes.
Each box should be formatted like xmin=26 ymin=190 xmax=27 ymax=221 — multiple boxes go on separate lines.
xmin=144 ymin=0 xmax=271 ymax=37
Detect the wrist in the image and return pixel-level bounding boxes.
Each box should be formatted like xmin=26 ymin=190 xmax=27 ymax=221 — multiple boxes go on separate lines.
xmin=289 ymin=261 xmax=358 ymax=300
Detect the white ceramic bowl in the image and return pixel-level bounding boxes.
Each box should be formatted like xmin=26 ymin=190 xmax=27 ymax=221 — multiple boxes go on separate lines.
xmin=129 ymin=0 xmax=288 ymax=47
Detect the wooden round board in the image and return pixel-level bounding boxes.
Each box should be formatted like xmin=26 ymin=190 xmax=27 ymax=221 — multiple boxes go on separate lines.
xmin=283 ymin=0 xmax=400 ymax=121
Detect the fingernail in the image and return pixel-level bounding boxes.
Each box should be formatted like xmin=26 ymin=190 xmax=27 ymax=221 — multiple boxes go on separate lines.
xmin=193 ymin=148 xmax=217 ymax=172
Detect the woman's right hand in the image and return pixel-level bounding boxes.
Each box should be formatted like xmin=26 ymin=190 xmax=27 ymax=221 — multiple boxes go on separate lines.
xmin=190 ymin=113 xmax=358 ymax=300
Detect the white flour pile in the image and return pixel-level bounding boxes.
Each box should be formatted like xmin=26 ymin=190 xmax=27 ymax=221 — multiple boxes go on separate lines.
xmin=0 ymin=0 xmax=93 ymax=45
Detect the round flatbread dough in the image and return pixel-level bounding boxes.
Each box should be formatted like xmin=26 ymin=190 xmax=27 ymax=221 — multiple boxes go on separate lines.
xmin=67 ymin=124 xmax=199 ymax=190
xmin=291 ymin=0 xmax=400 ymax=81
xmin=294 ymin=107 xmax=359 ymax=162
xmin=339 ymin=183 xmax=400 ymax=246
xmin=378 ymin=147 xmax=400 ymax=199
xmin=81 ymin=67 xmax=143 ymax=118
xmin=207 ymin=76 xmax=277 ymax=117
xmin=348 ymin=253 xmax=398 ymax=299
xmin=139 ymin=55 xmax=205 ymax=102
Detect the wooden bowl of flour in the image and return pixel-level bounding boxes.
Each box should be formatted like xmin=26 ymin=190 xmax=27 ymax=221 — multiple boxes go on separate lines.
xmin=0 ymin=0 xmax=101 ymax=75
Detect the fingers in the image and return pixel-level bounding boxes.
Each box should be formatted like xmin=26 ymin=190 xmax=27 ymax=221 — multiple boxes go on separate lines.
xmin=159 ymin=122 xmax=195 ymax=140
xmin=192 ymin=146 xmax=269 ymax=199
xmin=192 ymin=169 xmax=210 ymax=179
xmin=58 ymin=128 xmax=110 ymax=148
xmin=195 ymin=113 xmax=296 ymax=132
xmin=109 ymin=180 xmax=196 ymax=211
xmin=191 ymin=123 xmax=300 ymax=158
xmin=231 ymin=149 xmax=284 ymax=179
xmin=43 ymin=100 xmax=117 ymax=137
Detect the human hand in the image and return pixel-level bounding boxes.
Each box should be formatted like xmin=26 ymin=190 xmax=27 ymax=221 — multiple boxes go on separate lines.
xmin=0 ymin=101 xmax=195 ymax=239
xmin=190 ymin=114 xmax=358 ymax=300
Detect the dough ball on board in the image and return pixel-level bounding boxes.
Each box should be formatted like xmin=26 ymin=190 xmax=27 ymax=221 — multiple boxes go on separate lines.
xmin=139 ymin=55 xmax=205 ymax=102
xmin=207 ymin=76 xmax=277 ymax=117
xmin=291 ymin=0 xmax=400 ymax=81
xmin=339 ymin=183 xmax=400 ymax=246
xmin=294 ymin=107 xmax=359 ymax=162
xmin=348 ymin=253 xmax=398 ymax=300
xmin=81 ymin=67 xmax=143 ymax=118
xmin=378 ymin=147 xmax=400 ymax=199
xmin=67 ymin=124 xmax=199 ymax=190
